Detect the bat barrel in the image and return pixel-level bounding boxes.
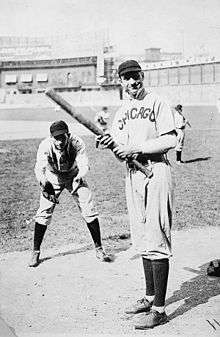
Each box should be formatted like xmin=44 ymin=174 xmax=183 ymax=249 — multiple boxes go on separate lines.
xmin=45 ymin=88 xmax=104 ymax=136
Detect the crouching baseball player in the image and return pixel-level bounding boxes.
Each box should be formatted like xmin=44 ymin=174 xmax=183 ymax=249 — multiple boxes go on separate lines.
xmin=29 ymin=120 xmax=111 ymax=267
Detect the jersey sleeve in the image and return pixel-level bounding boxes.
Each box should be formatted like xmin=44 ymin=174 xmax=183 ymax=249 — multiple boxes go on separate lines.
xmin=34 ymin=139 xmax=49 ymax=183
xmin=71 ymin=135 xmax=89 ymax=177
xmin=70 ymin=135 xmax=86 ymax=154
xmin=154 ymin=98 xmax=176 ymax=136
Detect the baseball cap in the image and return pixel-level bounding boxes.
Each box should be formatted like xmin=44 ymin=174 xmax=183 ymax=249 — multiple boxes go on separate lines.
xmin=175 ymin=104 xmax=182 ymax=110
xmin=50 ymin=120 xmax=69 ymax=136
xmin=118 ymin=60 xmax=142 ymax=76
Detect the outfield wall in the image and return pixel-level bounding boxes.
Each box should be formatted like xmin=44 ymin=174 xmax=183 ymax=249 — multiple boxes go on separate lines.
xmin=144 ymin=83 xmax=220 ymax=107
xmin=1 ymin=85 xmax=219 ymax=109
xmin=0 ymin=88 xmax=121 ymax=108
xmin=0 ymin=83 xmax=219 ymax=113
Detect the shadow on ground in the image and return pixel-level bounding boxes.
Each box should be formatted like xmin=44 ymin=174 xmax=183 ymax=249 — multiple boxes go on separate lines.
xmin=167 ymin=262 xmax=220 ymax=321
xmin=39 ymin=235 xmax=131 ymax=265
xmin=183 ymin=156 xmax=211 ymax=163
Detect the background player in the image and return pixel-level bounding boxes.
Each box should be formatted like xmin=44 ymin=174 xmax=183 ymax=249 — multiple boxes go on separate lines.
xmin=174 ymin=104 xmax=191 ymax=164
xmin=94 ymin=106 xmax=110 ymax=148
xmin=94 ymin=106 xmax=110 ymax=132
xmin=29 ymin=120 xmax=111 ymax=267
xmin=98 ymin=60 xmax=177 ymax=329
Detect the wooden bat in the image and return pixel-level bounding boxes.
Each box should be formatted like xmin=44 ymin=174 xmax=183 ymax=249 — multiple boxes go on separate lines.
xmin=45 ymin=88 xmax=153 ymax=178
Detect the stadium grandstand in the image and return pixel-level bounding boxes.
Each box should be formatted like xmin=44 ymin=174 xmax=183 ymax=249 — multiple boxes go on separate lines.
xmin=0 ymin=34 xmax=219 ymax=108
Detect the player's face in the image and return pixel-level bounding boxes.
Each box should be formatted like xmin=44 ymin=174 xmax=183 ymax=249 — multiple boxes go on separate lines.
xmin=52 ymin=133 xmax=68 ymax=150
xmin=120 ymin=71 xmax=144 ymax=98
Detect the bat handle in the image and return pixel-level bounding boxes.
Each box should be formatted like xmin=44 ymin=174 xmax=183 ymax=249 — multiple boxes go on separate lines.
xmin=108 ymin=140 xmax=153 ymax=178
xmin=129 ymin=159 xmax=153 ymax=178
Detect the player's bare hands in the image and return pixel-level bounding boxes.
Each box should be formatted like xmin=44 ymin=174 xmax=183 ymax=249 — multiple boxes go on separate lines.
xmin=96 ymin=134 xmax=114 ymax=149
xmin=113 ymin=145 xmax=139 ymax=160
xmin=71 ymin=175 xmax=81 ymax=194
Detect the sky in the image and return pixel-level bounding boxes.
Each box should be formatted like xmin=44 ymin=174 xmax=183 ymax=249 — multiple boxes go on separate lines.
xmin=0 ymin=0 xmax=220 ymax=57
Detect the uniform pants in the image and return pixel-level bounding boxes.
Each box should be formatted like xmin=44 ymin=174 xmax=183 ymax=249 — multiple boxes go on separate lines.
xmin=125 ymin=162 xmax=174 ymax=260
xmin=35 ymin=178 xmax=98 ymax=226
xmin=175 ymin=129 xmax=185 ymax=151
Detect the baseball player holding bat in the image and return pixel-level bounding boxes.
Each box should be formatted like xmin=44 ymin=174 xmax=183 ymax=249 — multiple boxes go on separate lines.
xmin=98 ymin=60 xmax=177 ymax=329
xmin=29 ymin=120 xmax=111 ymax=267
xmin=45 ymin=89 xmax=153 ymax=178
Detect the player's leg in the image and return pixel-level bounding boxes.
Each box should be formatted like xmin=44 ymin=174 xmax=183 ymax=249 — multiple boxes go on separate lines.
xmin=134 ymin=164 xmax=173 ymax=329
xmin=29 ymin=183 xmax=63 ymax=267
xmin=124 ymin=171 xmax=154 ymax=314
xmin=125 ymin=170 xmax=148 ymax=252
xmin=68 ymin=180 xmax=111 ymax=262
xmin=176 ymin=130 xmax=185 ymax=164
xmin=176 ymin=150 xmax=182 ymax=163
xmin=125 ymin=256 xmax=154 ymax=314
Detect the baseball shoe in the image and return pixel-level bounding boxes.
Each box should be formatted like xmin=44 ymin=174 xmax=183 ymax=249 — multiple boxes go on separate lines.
xmin=96 ymin=247 xmax=112 ymax=262
xmin=134 ymin=310 xmax=168 ymax=330
xmin=125 ymin=297 xmax=152 ymax=314
xmin=28 ymin=250 xmax=40 ymax=267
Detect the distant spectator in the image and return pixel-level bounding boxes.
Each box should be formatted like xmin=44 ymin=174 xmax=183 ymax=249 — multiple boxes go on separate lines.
xmin=67 ymin=72 xmax=73 ymax=87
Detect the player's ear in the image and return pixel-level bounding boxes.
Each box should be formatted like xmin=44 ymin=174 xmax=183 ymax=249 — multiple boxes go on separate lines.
xmin=140 ymin=71 xmax=144 ymax=80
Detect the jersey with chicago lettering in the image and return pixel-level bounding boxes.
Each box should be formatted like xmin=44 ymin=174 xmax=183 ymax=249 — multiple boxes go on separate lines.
xmin=110 ymin=92 xmax=175 ymax=147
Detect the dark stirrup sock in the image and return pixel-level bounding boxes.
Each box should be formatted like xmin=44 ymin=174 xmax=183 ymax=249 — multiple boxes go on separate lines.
xmin=86 ymin=218 xmax=102 ymax=248
xmin=33 ymin=222 xmax=47 ymax=251
xmin=176 ymin=151 xmax=182 ymax=162
xmin=152 ymin=258 xmax=169 ymax=307
xmin=142 ymin=257 xmax=155 ymax=296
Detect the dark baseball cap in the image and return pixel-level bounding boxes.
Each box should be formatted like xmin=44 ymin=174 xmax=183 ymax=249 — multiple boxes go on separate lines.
xmin=50 ymin=120 xmax=69 ymax=136
xmin=118 ymin=60 xmax=142 ymax=76
xmin=175 ymin=104 xmax=182 ymax=110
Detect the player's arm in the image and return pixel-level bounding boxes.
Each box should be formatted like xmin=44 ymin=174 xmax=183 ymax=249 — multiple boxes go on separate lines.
xmin=72 ymin=136 xmax=89 ymax=180
xmin=34 ymin=141 xmax=59 ymax=203
xmin=113 ymin=131 xmax=176 ymax=159
xmin=113 ymin=98 xmax=177 ymax=159
xmin=186 ymin=120 xmax=192 ymax=127
xmin=34 ymin=140 xmax=49 ymax=185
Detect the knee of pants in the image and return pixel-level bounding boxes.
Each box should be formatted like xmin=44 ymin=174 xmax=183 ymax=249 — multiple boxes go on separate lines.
xmin=81 ymin=210 xmax=99 ymax=223
xmin=35 ymin=206 xmax=55 ymax=226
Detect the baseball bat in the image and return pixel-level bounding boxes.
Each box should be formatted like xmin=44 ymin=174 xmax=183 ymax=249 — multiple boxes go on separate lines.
xmin=45 ymin=88 xmax=153 ymax=178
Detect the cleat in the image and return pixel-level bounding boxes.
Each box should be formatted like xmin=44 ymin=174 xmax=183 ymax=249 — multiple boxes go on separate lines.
xmin=96 ymin=247 xmax=112 ymax=262
xmin=28 ymin=251 xmax=40 ymax=267
xmin=125 ymin=297 xmax=152 ymax=314
xmin=134 ymin=310 xmax=168 ymax=329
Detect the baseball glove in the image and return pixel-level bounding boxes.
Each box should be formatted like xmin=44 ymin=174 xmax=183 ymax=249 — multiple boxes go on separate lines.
xmin=40 ymin=181 xmax=59 ymax=204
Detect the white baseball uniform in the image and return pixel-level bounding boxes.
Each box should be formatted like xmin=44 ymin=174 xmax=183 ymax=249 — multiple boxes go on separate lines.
xmin=94 ymin=109 xmax=110 ymax=132
xmin=174 ymin=110 xmax=187 ymax=151
xmin=110 ymin=92 xmax=176 ymax=259
xmin=34 ymin=134 xmax=98 ymax=226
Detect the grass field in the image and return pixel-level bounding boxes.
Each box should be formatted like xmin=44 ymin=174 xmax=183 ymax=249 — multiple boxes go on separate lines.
xmin=0 ymin=121 xmax=219 ymax=254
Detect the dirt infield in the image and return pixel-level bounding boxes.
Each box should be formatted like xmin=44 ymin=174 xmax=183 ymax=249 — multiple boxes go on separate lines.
xmin=0 ymin=227 xmax=220 ymax=337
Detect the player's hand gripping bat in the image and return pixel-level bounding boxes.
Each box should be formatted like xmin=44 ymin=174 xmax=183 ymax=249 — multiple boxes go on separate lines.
xmin=45 ymin=89 xmax=153 ymax=178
